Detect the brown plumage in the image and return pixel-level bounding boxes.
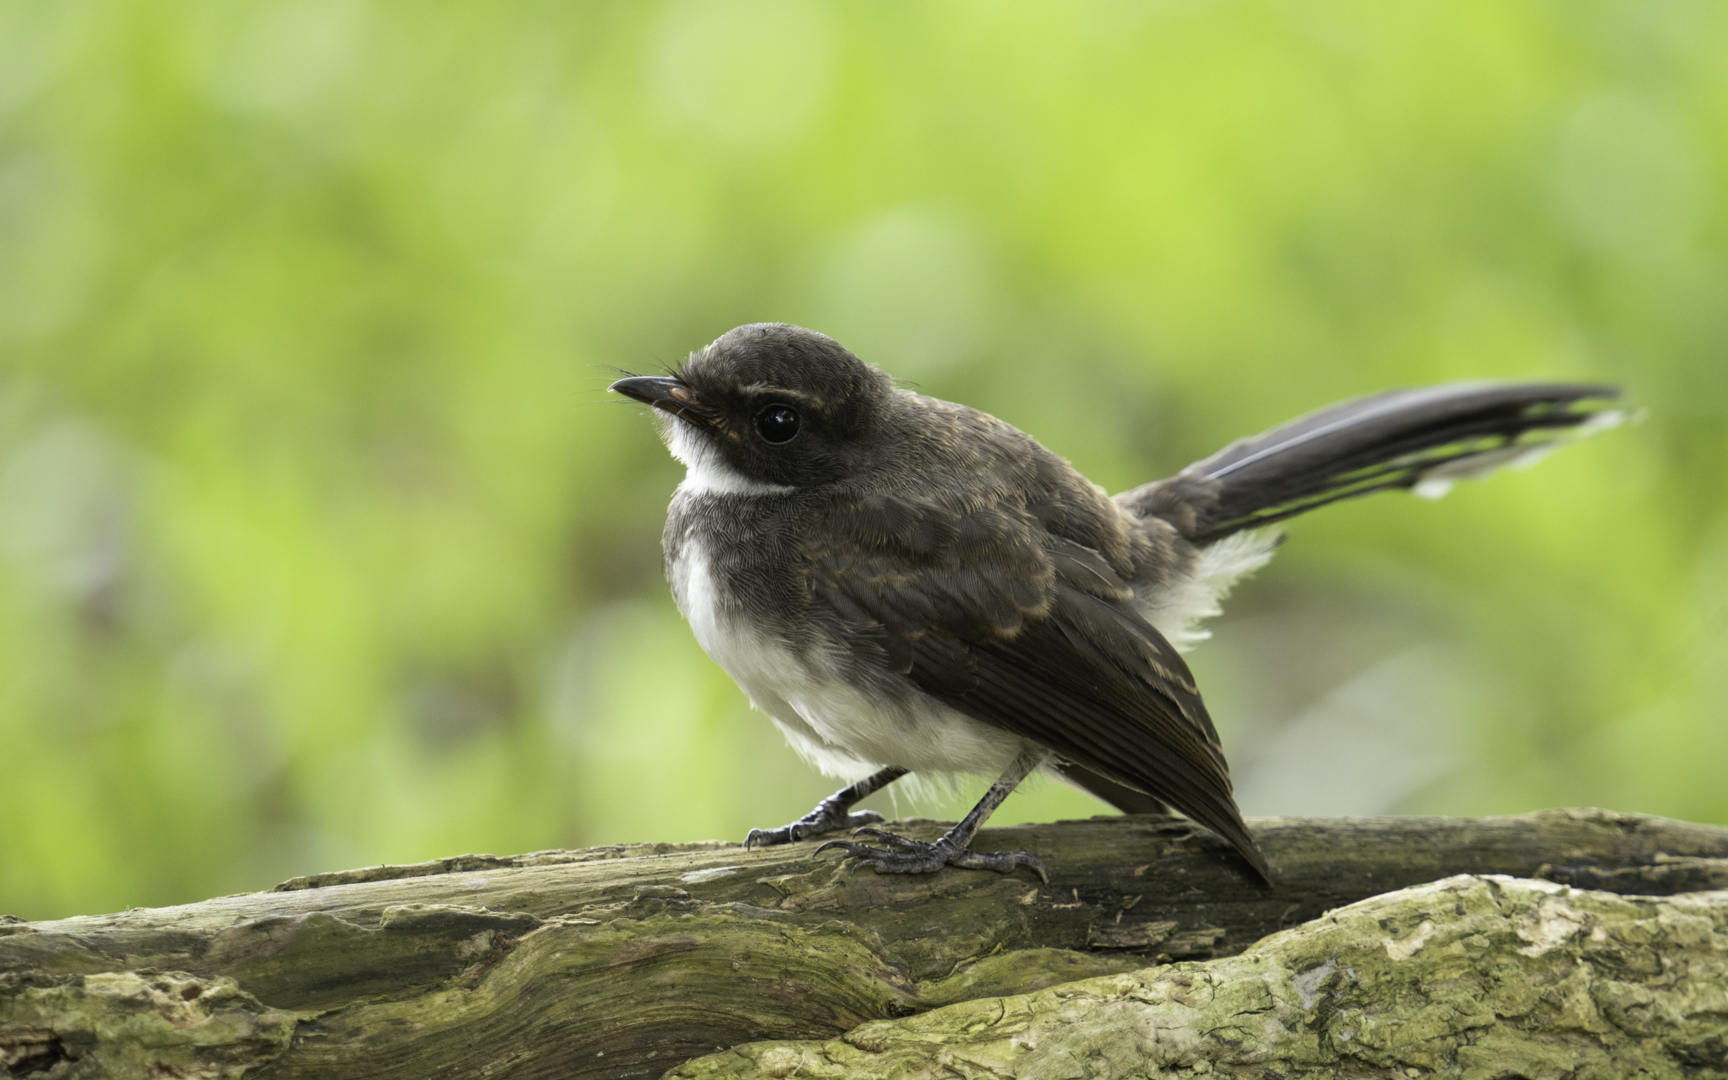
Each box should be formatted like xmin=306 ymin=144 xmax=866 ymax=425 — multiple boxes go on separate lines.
xmin=613 ymin=322 xmax=1621 ymax=883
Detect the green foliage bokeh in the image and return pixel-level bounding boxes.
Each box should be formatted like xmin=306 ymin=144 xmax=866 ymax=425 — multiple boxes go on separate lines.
xmin=2 ymin=0 xmax=1724 ymax=920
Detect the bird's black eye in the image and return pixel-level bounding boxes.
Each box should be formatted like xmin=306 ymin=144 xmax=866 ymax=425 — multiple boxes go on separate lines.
xmin=755 ymin=405 xmax=800 ymax=444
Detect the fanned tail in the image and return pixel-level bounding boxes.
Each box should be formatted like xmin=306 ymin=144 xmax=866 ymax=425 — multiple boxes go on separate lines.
xmin=1121 ymin=382 xmax=1624 ymax=542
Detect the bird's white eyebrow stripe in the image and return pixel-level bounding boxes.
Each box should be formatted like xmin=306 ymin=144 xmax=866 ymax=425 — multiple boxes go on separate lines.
xmin=737 ymin=384 xmax=819 ymax=402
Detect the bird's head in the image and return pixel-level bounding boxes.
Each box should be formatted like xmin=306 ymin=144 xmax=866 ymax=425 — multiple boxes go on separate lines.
xmin=610 ymin=323 xmax=893 ymax=492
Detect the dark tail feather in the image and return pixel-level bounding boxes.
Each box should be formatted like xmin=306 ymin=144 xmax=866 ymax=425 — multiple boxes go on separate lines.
xmin=1055 ymin=763 xmax=1272 ymax=883
xmin=1122 ymin=382 xmax=1623 ymax=543
xmin=1055 ymin=762 xmax=1169 ymax=815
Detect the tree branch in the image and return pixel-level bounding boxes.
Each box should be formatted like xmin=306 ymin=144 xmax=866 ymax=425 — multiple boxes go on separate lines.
xmin=669 ymin=875 xmax=1728 ymax=1079
xmin=2 ymin=809 xmax=1725 ymax=1078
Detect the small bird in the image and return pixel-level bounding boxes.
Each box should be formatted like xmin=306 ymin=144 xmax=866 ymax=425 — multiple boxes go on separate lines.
xmin=611 ymin=323 xmax=1621 ymax=882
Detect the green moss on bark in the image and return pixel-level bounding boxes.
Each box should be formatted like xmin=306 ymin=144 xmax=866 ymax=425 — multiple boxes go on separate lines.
xmin=671 ymin=876 xmax=1728 ymax=1080
xmin=3 ymin=811 xmax=1726 ymax=1078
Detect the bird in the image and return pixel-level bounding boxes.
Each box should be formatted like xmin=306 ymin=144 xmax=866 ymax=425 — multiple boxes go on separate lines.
xmin=609 ymin=323 xmax=1622 ymax=883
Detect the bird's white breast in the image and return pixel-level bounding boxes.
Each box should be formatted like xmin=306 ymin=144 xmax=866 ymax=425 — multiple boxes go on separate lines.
xmin=667 ymin=536 xmax=1025 ymax=782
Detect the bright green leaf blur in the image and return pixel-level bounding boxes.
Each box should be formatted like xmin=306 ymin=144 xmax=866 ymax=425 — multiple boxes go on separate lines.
xmin=1 ymin=0 xmax=1724 ymax=921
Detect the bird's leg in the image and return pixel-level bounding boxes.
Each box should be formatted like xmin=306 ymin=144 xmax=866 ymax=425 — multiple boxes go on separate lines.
xmin=815 ymin=747 xmax=1049 ymax=882
xmin=744 ymin=766 xmax=909 ymax=849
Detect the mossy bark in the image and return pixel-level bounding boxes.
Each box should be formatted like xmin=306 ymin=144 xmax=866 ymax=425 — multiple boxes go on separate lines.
xmin=671 ymin=875 xmax=1728 ymax=1080
xmin=2 ymin=809 xmax=1726 ymax=1079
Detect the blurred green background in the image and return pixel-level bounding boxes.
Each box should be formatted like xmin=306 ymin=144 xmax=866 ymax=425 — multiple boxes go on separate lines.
xmin=2 ymin=0 xmax=1724 ymax=921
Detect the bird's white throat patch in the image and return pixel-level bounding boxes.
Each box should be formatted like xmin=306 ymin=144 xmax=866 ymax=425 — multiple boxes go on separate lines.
xmin=666 ymin=421 xmax=796 ymax=497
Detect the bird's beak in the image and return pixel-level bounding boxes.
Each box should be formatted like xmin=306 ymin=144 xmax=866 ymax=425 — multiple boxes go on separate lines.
xmin=609 ymin=375 xmax=715 ymax=431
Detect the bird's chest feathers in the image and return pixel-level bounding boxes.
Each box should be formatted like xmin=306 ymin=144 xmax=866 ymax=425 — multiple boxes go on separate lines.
xmin=665 ymin=535 xmax=851 ymax=758
xmin=667 ymin=540 xmax=742 ymax=661
xmin=662 ymin=492 xmax=1028 ymax=780
xmin=663 ymin=497 xmax=810 ymax=698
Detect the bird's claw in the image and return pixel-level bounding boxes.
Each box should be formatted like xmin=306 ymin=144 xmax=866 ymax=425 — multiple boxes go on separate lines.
xmin=745 ymin=808 xmax=887 ymax=850
xmin=845 ymin=826 xmax=925 ymax=850
xmin=814 ymin=828 xmax=1048 ymax=882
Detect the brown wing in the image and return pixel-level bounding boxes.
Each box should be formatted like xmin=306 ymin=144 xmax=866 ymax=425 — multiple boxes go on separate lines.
xmin=805 ymin=488 xmax=1268 ymax=880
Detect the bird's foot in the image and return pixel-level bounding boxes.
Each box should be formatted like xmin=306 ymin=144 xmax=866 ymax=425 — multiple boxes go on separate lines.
xmin=815 ymin=827 xmax=1048 ymax=882
xmin=745 ymin=804 xmax=886 ymax=850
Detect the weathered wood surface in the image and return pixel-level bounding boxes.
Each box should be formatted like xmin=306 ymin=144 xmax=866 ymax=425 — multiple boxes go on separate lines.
xmin=2 ymin=808 xmax=1726 ymax=1079
xmin=671 ymin=875 xmax=1728 ymax=1080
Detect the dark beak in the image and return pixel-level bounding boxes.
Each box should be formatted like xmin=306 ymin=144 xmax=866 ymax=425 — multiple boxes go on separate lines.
xmin=609 ymin=375 xmax=712 ymax=430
